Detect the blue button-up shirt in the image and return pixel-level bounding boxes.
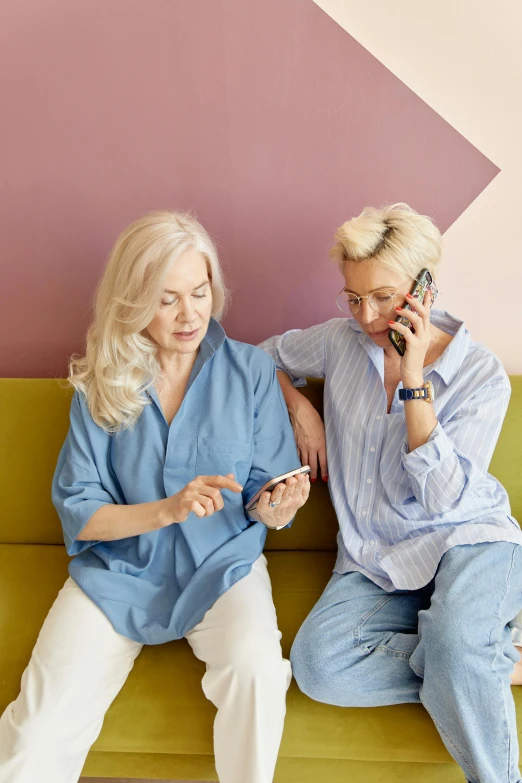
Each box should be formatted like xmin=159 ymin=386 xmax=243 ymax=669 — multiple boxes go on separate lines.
xmin=52 ymin=319 xmax=299 ymax=644
xmin=260 ymin=310 xmax=522 ymax=592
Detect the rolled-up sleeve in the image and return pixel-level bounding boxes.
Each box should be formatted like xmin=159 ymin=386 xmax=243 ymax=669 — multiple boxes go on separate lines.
xmin=400 ymin=380 xmax=511 ymax=516
xmin=258 ymin=321 xmax=331 ymax=387
xmin=242 ymin=356 xmax=301 ymax=521
xmin=52 ymin=392 xmax=117 ymax=555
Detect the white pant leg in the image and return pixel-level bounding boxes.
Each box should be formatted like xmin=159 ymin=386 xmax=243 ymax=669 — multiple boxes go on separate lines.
xmin=0 ymin=577 xmax=142 ymax=783
xmin=185 ymin=555 xmax=292 ymax=783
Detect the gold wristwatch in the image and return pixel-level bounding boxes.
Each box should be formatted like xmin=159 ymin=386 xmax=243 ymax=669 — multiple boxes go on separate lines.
xmin=398 ymin=381 xmax=434 ymax=403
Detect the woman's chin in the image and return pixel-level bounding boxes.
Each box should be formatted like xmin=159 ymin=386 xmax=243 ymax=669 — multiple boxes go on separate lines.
xmin=366 ymin=328 xmax=390 ymax=343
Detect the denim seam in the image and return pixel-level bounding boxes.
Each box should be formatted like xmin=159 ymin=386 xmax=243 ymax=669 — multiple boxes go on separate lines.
xmin=355 ymin=595 xmax=397 ymax=655
xmin=375 ymin=644 xmax=411 ymax=660
xmin=489 ymin=544 xmax=519 ymax=781
xmin=429 ymin=710 xmax=478 ymax=779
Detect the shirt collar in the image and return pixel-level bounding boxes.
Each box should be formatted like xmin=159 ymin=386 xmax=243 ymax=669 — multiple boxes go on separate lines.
xmin=199 ymin=316 xmax=226 ymax=360
xmin=425 ymin=310 xmax=470 ymax=385
xmin=350 ymin=309 xmax=470 ymax=386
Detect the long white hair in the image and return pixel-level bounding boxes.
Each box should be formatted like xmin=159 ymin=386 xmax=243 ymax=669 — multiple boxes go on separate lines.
xmin=69 ymin=211 xmax=229 ymax=432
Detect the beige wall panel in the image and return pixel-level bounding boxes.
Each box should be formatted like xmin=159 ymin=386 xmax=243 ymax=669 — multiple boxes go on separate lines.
xmin=314 ymin=0 xmax=522 ymax=372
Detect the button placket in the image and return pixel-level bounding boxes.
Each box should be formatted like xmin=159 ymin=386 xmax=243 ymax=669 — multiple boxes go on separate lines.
xmin=163 ymin=368 xmax=208 ymax=494
xmin=358 ymin=410 xmax=385 ymax=549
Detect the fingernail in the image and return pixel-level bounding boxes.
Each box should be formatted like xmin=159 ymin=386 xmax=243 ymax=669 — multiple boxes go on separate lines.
xmin=323 ymin=475 xmax=328 ymax=482
xmin=311 ymin=478 xmax=317 ymax=483
xmin=395 ymin=307 xmax=401 ymax=311
xmin=388 ymin=320 xmax=395 ymax=325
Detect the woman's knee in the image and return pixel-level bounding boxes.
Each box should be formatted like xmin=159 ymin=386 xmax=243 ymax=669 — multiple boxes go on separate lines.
xmin=290 ymin=615 xmax=356 ymax=703
xmin=218 ymin=625 xmax=290 ymax=690
xmin=414 ymin=602 xmax=519 ymax=684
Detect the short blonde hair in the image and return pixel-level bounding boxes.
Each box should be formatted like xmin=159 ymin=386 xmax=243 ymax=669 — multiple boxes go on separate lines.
xmin=69 ymin=211 xmax=229 ymax=432
xmin=330 ymin=203 xmax=442 ymax=281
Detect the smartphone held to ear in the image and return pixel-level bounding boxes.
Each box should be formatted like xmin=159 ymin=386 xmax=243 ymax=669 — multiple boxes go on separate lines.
xmin=244 ymin=466 xmax=311 ymax=529
xmin=388 ymin=268 xmax=435 ymax=357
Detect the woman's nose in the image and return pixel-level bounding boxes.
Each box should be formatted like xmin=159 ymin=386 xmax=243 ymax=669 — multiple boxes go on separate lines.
xmin=359 ymin=299 xmax=379 ymax=324
xmin=178 ymin=297 xmax=197 ymax=323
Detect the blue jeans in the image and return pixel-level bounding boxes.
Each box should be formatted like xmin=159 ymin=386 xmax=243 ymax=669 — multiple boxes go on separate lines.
xmin=290 ymin=542 xmax=522 ymax=783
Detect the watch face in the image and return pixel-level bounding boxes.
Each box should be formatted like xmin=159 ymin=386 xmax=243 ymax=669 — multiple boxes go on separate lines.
xmin=424 ymin=381 xmax=434 ymax=403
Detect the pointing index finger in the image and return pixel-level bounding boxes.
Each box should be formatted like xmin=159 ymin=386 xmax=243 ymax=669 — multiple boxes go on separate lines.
xmin=202 ymin=475 xmax=243 ymax=492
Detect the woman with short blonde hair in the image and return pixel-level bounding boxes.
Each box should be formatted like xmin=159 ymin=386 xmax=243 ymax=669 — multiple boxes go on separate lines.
xmin=261 ymin=202 xmax=522 ymax=783
xmin=329 ymin=202 xmax=442 ymax=279
xmin=0 ymin=211 xmax=310 ymax=783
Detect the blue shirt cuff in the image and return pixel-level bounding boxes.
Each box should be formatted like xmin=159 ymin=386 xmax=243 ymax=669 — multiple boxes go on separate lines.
xmin=62 ymin=499 xmax=106 ymax=556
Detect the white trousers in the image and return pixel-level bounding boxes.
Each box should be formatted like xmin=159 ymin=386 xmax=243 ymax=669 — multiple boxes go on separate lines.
xmin=0 ymin=555 xmax=291 ymax=783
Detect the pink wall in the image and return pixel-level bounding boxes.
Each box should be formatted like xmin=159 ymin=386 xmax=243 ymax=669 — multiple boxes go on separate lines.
xmin=0 ymin=0 xmax=498 ymax=377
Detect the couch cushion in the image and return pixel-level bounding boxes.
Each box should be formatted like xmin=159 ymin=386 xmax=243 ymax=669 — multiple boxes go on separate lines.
xmin=0 ymin=379 xmax=72 ymax=545
xmin=1 ymin=377 xmax=520 ymax=550
xmin=0 ymin=379 xmax=338 ymax=550
xmin=6 ymin=542 xmax=519 ymax=765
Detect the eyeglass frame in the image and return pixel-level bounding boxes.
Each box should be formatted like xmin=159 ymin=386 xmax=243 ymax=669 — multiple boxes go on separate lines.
xmin=335 ymin=276 xmax=439 ymax=316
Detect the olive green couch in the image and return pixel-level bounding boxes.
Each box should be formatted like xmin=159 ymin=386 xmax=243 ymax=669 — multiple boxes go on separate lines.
xmin=1 ymin=377 xmax=521 ymax=783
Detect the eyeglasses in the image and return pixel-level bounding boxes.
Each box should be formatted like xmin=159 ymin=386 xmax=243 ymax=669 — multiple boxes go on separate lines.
xmin=335 ymin=278 xmax=438 ymax=316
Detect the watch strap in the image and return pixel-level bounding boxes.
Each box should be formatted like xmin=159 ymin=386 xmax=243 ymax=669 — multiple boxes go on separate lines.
xmin=399 ymin=386 xmax=429 ymax=401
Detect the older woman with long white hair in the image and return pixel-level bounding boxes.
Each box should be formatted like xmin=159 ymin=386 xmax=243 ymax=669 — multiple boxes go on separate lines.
xmin=260 ymin=203 xmax=522 ymax=783
xmin=0 ymin=211 xmax=309 ymax=783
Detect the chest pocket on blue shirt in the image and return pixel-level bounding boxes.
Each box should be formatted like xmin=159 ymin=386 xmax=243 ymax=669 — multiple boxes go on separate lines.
xmin=195 ymin=437 xmax=253 ymax=487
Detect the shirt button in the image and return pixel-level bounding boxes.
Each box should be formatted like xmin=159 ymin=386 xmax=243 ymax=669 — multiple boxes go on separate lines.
xmin=370 ymin=446 xmax=376 ymax=452
xmin=361 ymin=510 xmax=367 ymax=516
xmin=376 ymin=415 xmax=382 ymax=421
xmin=369 ymin=540 xmax=376 ymax=546
xmin=366 ymin=478 xmax=372 ymax=484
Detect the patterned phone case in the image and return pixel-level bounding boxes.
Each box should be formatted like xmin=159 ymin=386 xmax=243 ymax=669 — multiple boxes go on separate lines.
xmin=388 ymin=269 xmax=433 ymax=357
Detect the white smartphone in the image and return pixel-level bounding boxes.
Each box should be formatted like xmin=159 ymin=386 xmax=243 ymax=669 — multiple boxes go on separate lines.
xmin=244 ymin=466 xmax=311 ymax=514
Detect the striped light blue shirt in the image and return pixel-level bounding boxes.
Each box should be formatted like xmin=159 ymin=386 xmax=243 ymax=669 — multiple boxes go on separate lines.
xmin=260 ymin=310 xmax=522 ymax=592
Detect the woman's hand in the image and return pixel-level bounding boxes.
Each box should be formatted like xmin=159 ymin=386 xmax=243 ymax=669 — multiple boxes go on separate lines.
xmin=254 ymin=473 xmax=310 ymax=528
xmin=389 ymin=290 xmax=432 ymax=387
xmin=288 ymin=397 xmax=328 ymax=482
xmin=162 ymin=473 xmax=243 ymax=525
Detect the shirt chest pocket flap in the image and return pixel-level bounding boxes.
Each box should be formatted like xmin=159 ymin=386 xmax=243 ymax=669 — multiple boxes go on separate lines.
xmin=195 ymin=437 xmax=253 ymax=486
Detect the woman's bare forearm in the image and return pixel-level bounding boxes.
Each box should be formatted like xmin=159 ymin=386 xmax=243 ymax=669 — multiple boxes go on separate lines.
xmin=77 ymin=499 xmax=169 ymax=541
xmin=276 ymin=370 xmax=306 ymax=410
xmin=276 ymin=370 xmax=328 ymax=479
xmin=76 ymin=474 xmax=242 ymax=542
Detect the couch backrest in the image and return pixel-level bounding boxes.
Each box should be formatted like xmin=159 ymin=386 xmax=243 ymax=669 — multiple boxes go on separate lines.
xmin=0 ymin=377 xmax=520 ymax=550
